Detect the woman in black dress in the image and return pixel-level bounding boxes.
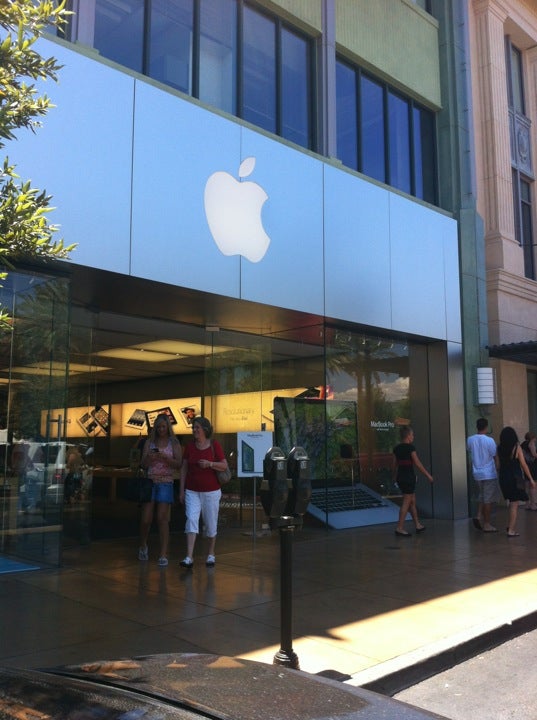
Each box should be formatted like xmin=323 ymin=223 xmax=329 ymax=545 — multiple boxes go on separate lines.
xmin=393 ymin=425 xmax=433 ymax=536
xmin=497 ymin=426 xmax=535 ymax=537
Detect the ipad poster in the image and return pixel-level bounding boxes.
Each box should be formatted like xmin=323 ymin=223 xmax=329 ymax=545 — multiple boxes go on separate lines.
xmin=237 ymin=431 xmax=273 ymax=477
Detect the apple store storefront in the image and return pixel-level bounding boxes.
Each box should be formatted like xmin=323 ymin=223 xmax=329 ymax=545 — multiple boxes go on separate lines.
xmin=0 ymin=38 xmax=465 ymax=567
xmin=0 ymin=257 xmax=463 ymax=569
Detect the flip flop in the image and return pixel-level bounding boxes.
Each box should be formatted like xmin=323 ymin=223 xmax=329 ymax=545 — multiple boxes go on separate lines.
xmin=395 ymin=529 xmax=412 ymax=537
xmin=507 ymin=531 xmax=520 ymax=537
xmin=472 ymin=518 xmax=483 ymax=530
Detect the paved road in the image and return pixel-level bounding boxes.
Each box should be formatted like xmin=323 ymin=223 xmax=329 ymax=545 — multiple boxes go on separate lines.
xmin=393 ymin=628 xmax=537 ymax=719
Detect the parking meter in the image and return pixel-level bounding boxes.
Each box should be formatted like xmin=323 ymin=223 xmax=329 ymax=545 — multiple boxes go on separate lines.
xmin=260 ymin=447 xmax=288 ymax=518
xmin=287 ymin=446 xmax=311 ymax=516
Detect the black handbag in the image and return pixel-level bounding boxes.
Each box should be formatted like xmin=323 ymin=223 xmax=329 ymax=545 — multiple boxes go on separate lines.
xmin=125 ymin=472 xmax=153 ymax=503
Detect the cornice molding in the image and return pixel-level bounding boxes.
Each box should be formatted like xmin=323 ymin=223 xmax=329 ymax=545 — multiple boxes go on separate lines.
xmin=487 ymin=268 xmax=537 ymax=302
xmin=472 ymin=0 xmax=509 ymax=23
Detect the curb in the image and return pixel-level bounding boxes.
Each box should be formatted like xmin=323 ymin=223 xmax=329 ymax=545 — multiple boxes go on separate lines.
xmin=357 ymin=608 xmax=537 ymax=697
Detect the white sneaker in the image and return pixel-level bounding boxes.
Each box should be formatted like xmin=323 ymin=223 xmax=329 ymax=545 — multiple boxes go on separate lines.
xmin=206 ymin=555 xmax=216 ymax=567
xmin=138 ymin=546 xmax=148 ymax=561
xmin=158 ymin=557 xmax=168 ymax=567
xmin=180 ymin=556 xmax=193 ymax=568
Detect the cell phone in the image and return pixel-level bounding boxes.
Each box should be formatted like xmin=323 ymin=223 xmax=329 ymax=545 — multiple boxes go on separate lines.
xmin=91 ymin=405 xmax=109 ymax=432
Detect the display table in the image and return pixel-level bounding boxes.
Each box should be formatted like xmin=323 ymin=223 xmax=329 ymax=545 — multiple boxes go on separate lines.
xmin=92 ymin=467 xmax=136 ymax=501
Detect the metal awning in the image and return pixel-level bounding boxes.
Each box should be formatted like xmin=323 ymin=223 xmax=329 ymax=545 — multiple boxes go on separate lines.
xmin=487 ymin=341 xmax=537 ymax=366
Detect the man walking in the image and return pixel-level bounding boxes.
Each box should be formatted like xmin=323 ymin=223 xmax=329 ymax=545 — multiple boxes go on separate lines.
xmin=467 ymin=418 xmax=500 ymax=532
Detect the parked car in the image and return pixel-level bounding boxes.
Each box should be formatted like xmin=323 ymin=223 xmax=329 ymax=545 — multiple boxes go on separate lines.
xmin=15 ymin=441 xmax=76 ymax=511
xmin=0 ymin=653 xmax=448 ymax=719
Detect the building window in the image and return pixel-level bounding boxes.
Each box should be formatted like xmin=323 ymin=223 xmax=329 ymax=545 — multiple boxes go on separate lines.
xmin=336 ymin=58 xmax=437 ymax=203
xmin=507 ymin=43 xmax=525 ymax=115
xmin=199 ymin=0 xmax=237 ymax=115
xmin=94 ymin=0 xmax=145 ymax=74
xmin=77 ymin=0 xmax=314 ymax=151
xmin=361 ymin=75 xmax=386 ymax=184
xmin=513 ymin=173 xmax=535 ymax=280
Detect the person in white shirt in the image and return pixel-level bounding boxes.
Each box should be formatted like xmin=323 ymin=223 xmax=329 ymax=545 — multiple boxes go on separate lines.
xmin=467 ymin=418 xmax=500 ymax=532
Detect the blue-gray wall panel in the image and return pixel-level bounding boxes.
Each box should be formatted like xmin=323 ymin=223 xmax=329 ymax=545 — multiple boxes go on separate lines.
xmin=130 ymin=82 xmax=241 ymax=296
xmin=324 ymin=166 xmax=392 ymax=328
xmin=239 ymin=128 xmax=324 ymax=314
xmin=390 ymin=193 xmax=451 ymax=338
xmin=8 ymin=41 xmax=134 ymax=274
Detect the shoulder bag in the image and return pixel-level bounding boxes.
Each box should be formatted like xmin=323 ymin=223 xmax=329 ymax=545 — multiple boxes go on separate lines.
xmin=211 ymin=441 xmax=231 ymax=485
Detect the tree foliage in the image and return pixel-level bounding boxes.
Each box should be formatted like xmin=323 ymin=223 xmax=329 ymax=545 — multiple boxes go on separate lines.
xmin=0 ymin=0 xmax=74 ymax=326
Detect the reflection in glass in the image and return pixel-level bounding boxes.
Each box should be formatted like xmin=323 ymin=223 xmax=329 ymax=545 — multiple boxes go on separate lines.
xmin=326 ymin=328 xmax=410 ymax=498
xmin=94 ymin=0 xmax=144 ymax=73
xmin=242 ymin=6 xmax=276 ymax=133
xmin=388 ymin=91 xmax=411 ymax=194
xmin=0 ymin=271 xmax=70 ymax=566
xmin=413 ymin=105 xmax=436 ymax=203
xmin=361 ymin=75 xmax=385 ymax=183
xmin=281 ymin=28 xmax=310 ymax=148
xmin=336 ymin=60 xmax=358 ymax=170
xmin=149 ymin=0 xmax=194 ymax=93
xmin=199 ymin=0 xmax=237 ymax=114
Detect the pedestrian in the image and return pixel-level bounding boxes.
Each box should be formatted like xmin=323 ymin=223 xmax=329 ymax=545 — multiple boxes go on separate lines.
xmin=393 ymin=425 xmax=433 ymax=536
xmin=497 ymin=426 xmax=536 ymax=537
xmin=466 ymin=417 xmax=500 ymax=532
xmin=521 ymin=431 xmax=537 ymax=510
xmin=138 ymin=413 xmax=183 ymax=567
xmin=179 ymin=416 xmax=228 ymax=568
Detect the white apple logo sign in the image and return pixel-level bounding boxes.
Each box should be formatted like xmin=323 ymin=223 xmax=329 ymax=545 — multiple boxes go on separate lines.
xmin=204 ymin=157 xmax=270 ymax=263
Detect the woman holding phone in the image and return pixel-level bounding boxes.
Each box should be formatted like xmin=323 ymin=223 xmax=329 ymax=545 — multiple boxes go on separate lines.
xmin=139 ymin=413 xmax=182 ymax=567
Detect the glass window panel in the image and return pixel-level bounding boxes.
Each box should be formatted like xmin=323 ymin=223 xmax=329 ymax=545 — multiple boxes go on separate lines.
xmin=94 ymin=0 xmax=144 ymax=73
xmin=148 ymin=0 xmax=194 ymax=94
xmin=361 ymin=75 xmax=385 ymax=183
xmin=388 ymin=91 xmax=411 ymax=194
xmin=0 ymin=270 xmax=70 ymax=565
xmin=521 ymin=180 xmax=535 ymax=279
xmin=199 ymin=0 xmax=237 ymax=114
xmin=325 ymin=328 xmax=411 ymax=499
xmin=242 ymin=6 xmax=276 ymax=134
xmin=281 ymin=28 xmax=310 ymax=148
xmin=336 ymin=60 xmax=358 ymax=170
xmin=413 ymin=106 xmax=436 ymax=203
xmin=510 ymin=45 xmax=525 ymax=114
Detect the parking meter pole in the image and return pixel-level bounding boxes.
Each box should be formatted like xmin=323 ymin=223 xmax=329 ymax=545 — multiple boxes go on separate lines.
xmin=273 ymin=520 xmax=299 ymax=670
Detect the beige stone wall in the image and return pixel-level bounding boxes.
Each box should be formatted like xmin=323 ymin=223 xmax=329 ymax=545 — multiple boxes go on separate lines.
xmin=336 ymin=0 xmax=441 ymax=106
xmin=261 ymin=0 xmax=322 ymax=31
xmin=470 ymin=0 xmax=537 ymax=433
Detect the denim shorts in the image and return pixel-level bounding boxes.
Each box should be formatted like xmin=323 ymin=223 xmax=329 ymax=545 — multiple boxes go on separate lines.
xmin=151 ymin=481 xmax=174 ymax=504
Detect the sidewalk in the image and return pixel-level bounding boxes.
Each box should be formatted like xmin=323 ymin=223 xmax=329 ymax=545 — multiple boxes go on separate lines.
xmin=1 ymin=503 xmax=537 ymax=695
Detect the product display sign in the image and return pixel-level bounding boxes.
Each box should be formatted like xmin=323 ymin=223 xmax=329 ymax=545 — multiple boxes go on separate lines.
xmin=237 ymin=431 xmax=273 ymax=477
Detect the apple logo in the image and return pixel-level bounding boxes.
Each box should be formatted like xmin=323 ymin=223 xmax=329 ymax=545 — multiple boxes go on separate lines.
xmin=204 ymin=157 xmax=270 ymax=263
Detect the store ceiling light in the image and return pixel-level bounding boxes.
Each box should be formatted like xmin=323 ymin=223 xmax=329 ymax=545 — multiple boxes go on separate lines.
xmin=94 ymin=348 xmax=178 ymax=362
xmin=7 ymin=362 xmax=111 ymax=376
xmin=134 ymin=340 xmax=232 ymax=355
xmin=95 ymin=340 xmax=233 ymax=362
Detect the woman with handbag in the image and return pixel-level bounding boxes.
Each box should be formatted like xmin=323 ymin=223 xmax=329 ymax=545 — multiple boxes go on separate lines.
xmin=179 ymin=416 xmax=228 ymax=569
xmin=139 ymin=413 xmax=183 ymax=567
xmin=497 ymin=426 xmax=535 ymax=537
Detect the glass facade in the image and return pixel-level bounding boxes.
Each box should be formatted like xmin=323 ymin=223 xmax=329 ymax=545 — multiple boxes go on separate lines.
xmin=68 ymin=1 xmax=437 ymax=199
xmin=0 ymin=270 xmax=71 ymax=567
xmin=84 ymin=0 xmax=314 ymax=151
xmin=336 ymin=59 xmax=437 ymax=203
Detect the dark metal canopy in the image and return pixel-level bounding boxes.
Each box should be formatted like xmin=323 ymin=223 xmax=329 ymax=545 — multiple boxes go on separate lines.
xmin=487 ymin=341 xmax=537 ymax=366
